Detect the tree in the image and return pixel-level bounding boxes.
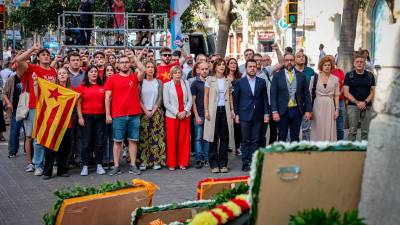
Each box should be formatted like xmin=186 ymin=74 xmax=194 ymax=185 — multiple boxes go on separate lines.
xmin=337 ymin=0 xmax=360 ymax=73
xmin=211 ymin=0 xmax=236 ymax=57
xmin=232 ymin=0 xmax=252 ymax=50
xmin=10 ymin=0 xmax=169 ymax=35
xmin=255 ymin=0 xmax=284 ymax=49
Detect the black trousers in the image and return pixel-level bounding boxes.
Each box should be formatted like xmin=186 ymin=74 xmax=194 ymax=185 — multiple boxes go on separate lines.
xmin=81 ymin=114 xmax=106 ymax=166
xmin=68 ymin=112 xmax=82 ymax=166
xmin=209 ymin=107 xmax=229 ymax=169
xmin=268 ymin=119 xmax=278 ymax=144
xmin=259 ymin=123 xmax=268 ymax=148
xmin=234 ymin=123 xmax=241 ymax=150
xmin=43 ymin=129 xmax=71 ymax=176
xmin=240 ymin=119 xmax=262 ymax=166
xmin=278 ymin=108 xmax=302 ymax=142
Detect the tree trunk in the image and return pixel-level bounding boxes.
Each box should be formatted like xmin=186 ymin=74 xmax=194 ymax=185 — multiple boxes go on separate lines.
xmin=212 ymin=0 xmax=236 ymax=57
xmin=338 ymin=0 xmax=359 ymax=73
xmin=241 ymin=10 xmax=249 ymax=50
xmin=358 ymin=23 xmax=400 ymax=225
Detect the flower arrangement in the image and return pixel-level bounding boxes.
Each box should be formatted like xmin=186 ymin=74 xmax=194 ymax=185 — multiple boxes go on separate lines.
xmin=43 ymin=179 xmax=157 ymax=225
xmin=131 ymin=200 xmax=213 ymax=225
xmin=189 ymin=194 xmax=250 ymax=225
xmin=289 ymin=208 xmax=366 ymax=225
xmin=197 ymin=176 xmax=249 ymax=200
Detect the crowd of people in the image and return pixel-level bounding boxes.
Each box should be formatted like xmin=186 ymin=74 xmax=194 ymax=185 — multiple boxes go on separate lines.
xmin=0 ymin=40 xmax=376 ymax=179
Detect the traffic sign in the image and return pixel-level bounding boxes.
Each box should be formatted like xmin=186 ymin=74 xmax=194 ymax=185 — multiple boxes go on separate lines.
xmin=279 ymin=18 xmax=288 ymax=30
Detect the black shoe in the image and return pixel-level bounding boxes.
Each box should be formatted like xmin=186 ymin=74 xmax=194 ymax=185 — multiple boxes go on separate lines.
xmin=241 ymin=164 xmax=250 ymax=172
xmin=57 ymin=173 xmax=70 ymax=177
xmin=8 ymin=154 xmax=16 ymax=158
xmin=42 ymin=175 xmax=52 ymax=180
xmin=195 ymin=161 xmax=203 ymax=169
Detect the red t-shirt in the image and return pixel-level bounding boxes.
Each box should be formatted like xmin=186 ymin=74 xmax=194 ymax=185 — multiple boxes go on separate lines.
xmin=98 ymin=68 xmax=104 ymax=80
xmin=21 ymin=64 xmax=57 ymax=109
xmin=157 ymin=61 xmax=180 ymax=84
xmin=332 ymin=68 xmax=345 ymax=100
xmin=77 ymin=84 xmax=106 ymax=114
xmin=104 ymin=73 xmax=142 ymax=118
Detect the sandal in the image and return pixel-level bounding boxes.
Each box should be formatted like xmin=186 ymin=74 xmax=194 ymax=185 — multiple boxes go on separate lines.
xmin=168 ymin=167 xmax=176 ymax=171
xmin=179 ymin=166 xmax=187 ymax=170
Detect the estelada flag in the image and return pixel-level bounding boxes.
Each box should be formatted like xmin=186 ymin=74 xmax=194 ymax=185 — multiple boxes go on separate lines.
xmin=32 ymin=78 xmax=78 ymax=151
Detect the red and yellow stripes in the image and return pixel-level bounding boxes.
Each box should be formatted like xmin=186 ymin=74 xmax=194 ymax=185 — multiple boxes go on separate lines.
xmin=32 ymin=78 xmax=78 ymax=151
xmin=189 ymin=194 xmax=249 ymax=225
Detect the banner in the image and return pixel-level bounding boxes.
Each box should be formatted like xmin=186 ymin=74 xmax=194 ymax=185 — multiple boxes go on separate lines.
xmin=32 ymin=78 xmax=78 ymax=151
xmin=170 ymin=0 xmax=191 ymax=49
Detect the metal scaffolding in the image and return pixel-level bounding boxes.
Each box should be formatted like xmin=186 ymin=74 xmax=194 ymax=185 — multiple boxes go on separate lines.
xmin=57 ymin=11 xmax=169 ymax=50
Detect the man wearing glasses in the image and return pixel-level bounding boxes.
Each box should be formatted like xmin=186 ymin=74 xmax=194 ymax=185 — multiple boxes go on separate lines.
xmin=270 ymin=53 xmax=312 ymax=142
xmin=157 ymin=42 xmax=188 ymax=83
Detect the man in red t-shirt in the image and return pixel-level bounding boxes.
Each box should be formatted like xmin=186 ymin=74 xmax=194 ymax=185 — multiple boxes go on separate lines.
xmin=157 ymin=41 xmax=188 ymax=83
xmin=104 ymin=53 xmax=145 ymax=176
xmin=15 ymin=43 xmax=57 ymax=175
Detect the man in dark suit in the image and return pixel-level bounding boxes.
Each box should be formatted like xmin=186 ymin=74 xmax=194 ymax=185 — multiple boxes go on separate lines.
xmin=234 ymin=59 xmax=270 ymax=172
xmin=270 ymin=53 xmax=312 ymax=142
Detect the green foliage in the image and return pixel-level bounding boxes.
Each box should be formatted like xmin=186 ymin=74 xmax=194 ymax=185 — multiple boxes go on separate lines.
xmin=43 ymin=180 xmax=132 ymax=225
xmin=181 ymin=0 xmax=208 ymax=33
xmin=289 ymin=208 xmax=366 ymax=225
xmin=10 ymin=0 xmax=169 ymax=35
xmin=209 ymin=182 xmax=249 ymax=208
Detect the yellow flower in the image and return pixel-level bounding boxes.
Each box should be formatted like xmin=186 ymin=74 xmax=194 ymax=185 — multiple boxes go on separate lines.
xmin=223 ymin=201 xmax=241 ymax=216
xmin=212 ymin=208 xmax=229 ymax=223
xmin=189 ymin=211 xmax=218 ymax=225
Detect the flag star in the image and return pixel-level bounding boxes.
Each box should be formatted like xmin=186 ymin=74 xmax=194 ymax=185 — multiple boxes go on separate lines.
xmin=169 ymin=5 xmax=177 ymax=19
xmin=161 ymin=71 xmax=170 ymax=80
xmin=49 ymin=88 xmax=62 ymax=101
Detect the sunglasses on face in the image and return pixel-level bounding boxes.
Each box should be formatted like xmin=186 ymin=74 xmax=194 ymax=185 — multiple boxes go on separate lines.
xmin=162 ymin=54 xmax=172 ymax=57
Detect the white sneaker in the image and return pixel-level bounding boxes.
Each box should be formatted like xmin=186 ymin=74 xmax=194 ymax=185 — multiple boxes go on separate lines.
xmin=80 ymin=166 xmax=89 ymax=176
xmin=34 ymin=168 xmax=43 ymax=176
xmin=139 ymin=163 xmax=146 ymax=171
xmin=96 ymin=164 xmax=106 ymax=175
xmin=52 ymin=166 xmax=58 ymax=175
xmin=153 ymin=164 xmax=161 ymax=170
xmin=25 ymin=164 xmax=34 ymax=172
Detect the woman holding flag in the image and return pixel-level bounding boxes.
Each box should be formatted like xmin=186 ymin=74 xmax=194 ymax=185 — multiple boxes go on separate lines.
xmin=33 ymin=68 xmax=75 ymax=180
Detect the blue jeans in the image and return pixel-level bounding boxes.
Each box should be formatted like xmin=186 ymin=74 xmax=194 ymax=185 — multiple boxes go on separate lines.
xmin=193 ymin=117 xmax=209 ymax=161
xmin=9 ymin=110 xmax=24 ymax=155
xmin=112 ymin=115 xmax=140 ymax=142
xmin=336 ymin=100 xmax=346 ymax=140
xmin=29 ymin=109 xmax=45 ymax=169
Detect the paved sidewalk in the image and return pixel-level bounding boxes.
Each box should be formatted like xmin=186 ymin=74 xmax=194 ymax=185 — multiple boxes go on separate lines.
xmin=0 ymin=142 xmax=247 ymax=225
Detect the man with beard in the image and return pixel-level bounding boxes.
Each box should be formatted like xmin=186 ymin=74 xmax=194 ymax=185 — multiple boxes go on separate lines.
xmin=157 ymin=42 xmax=187 ymax=83
xmin=105 ymin=53 xmax=146 ymax=176
xmin=270 ymin=53 xmax=312 ymax=142
xmin=234 ymin=59 xmax=269 ymax=171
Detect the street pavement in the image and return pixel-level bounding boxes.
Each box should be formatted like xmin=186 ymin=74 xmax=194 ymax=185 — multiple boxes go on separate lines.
xmin=0 ymin=139 xmax=247 ymax=225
